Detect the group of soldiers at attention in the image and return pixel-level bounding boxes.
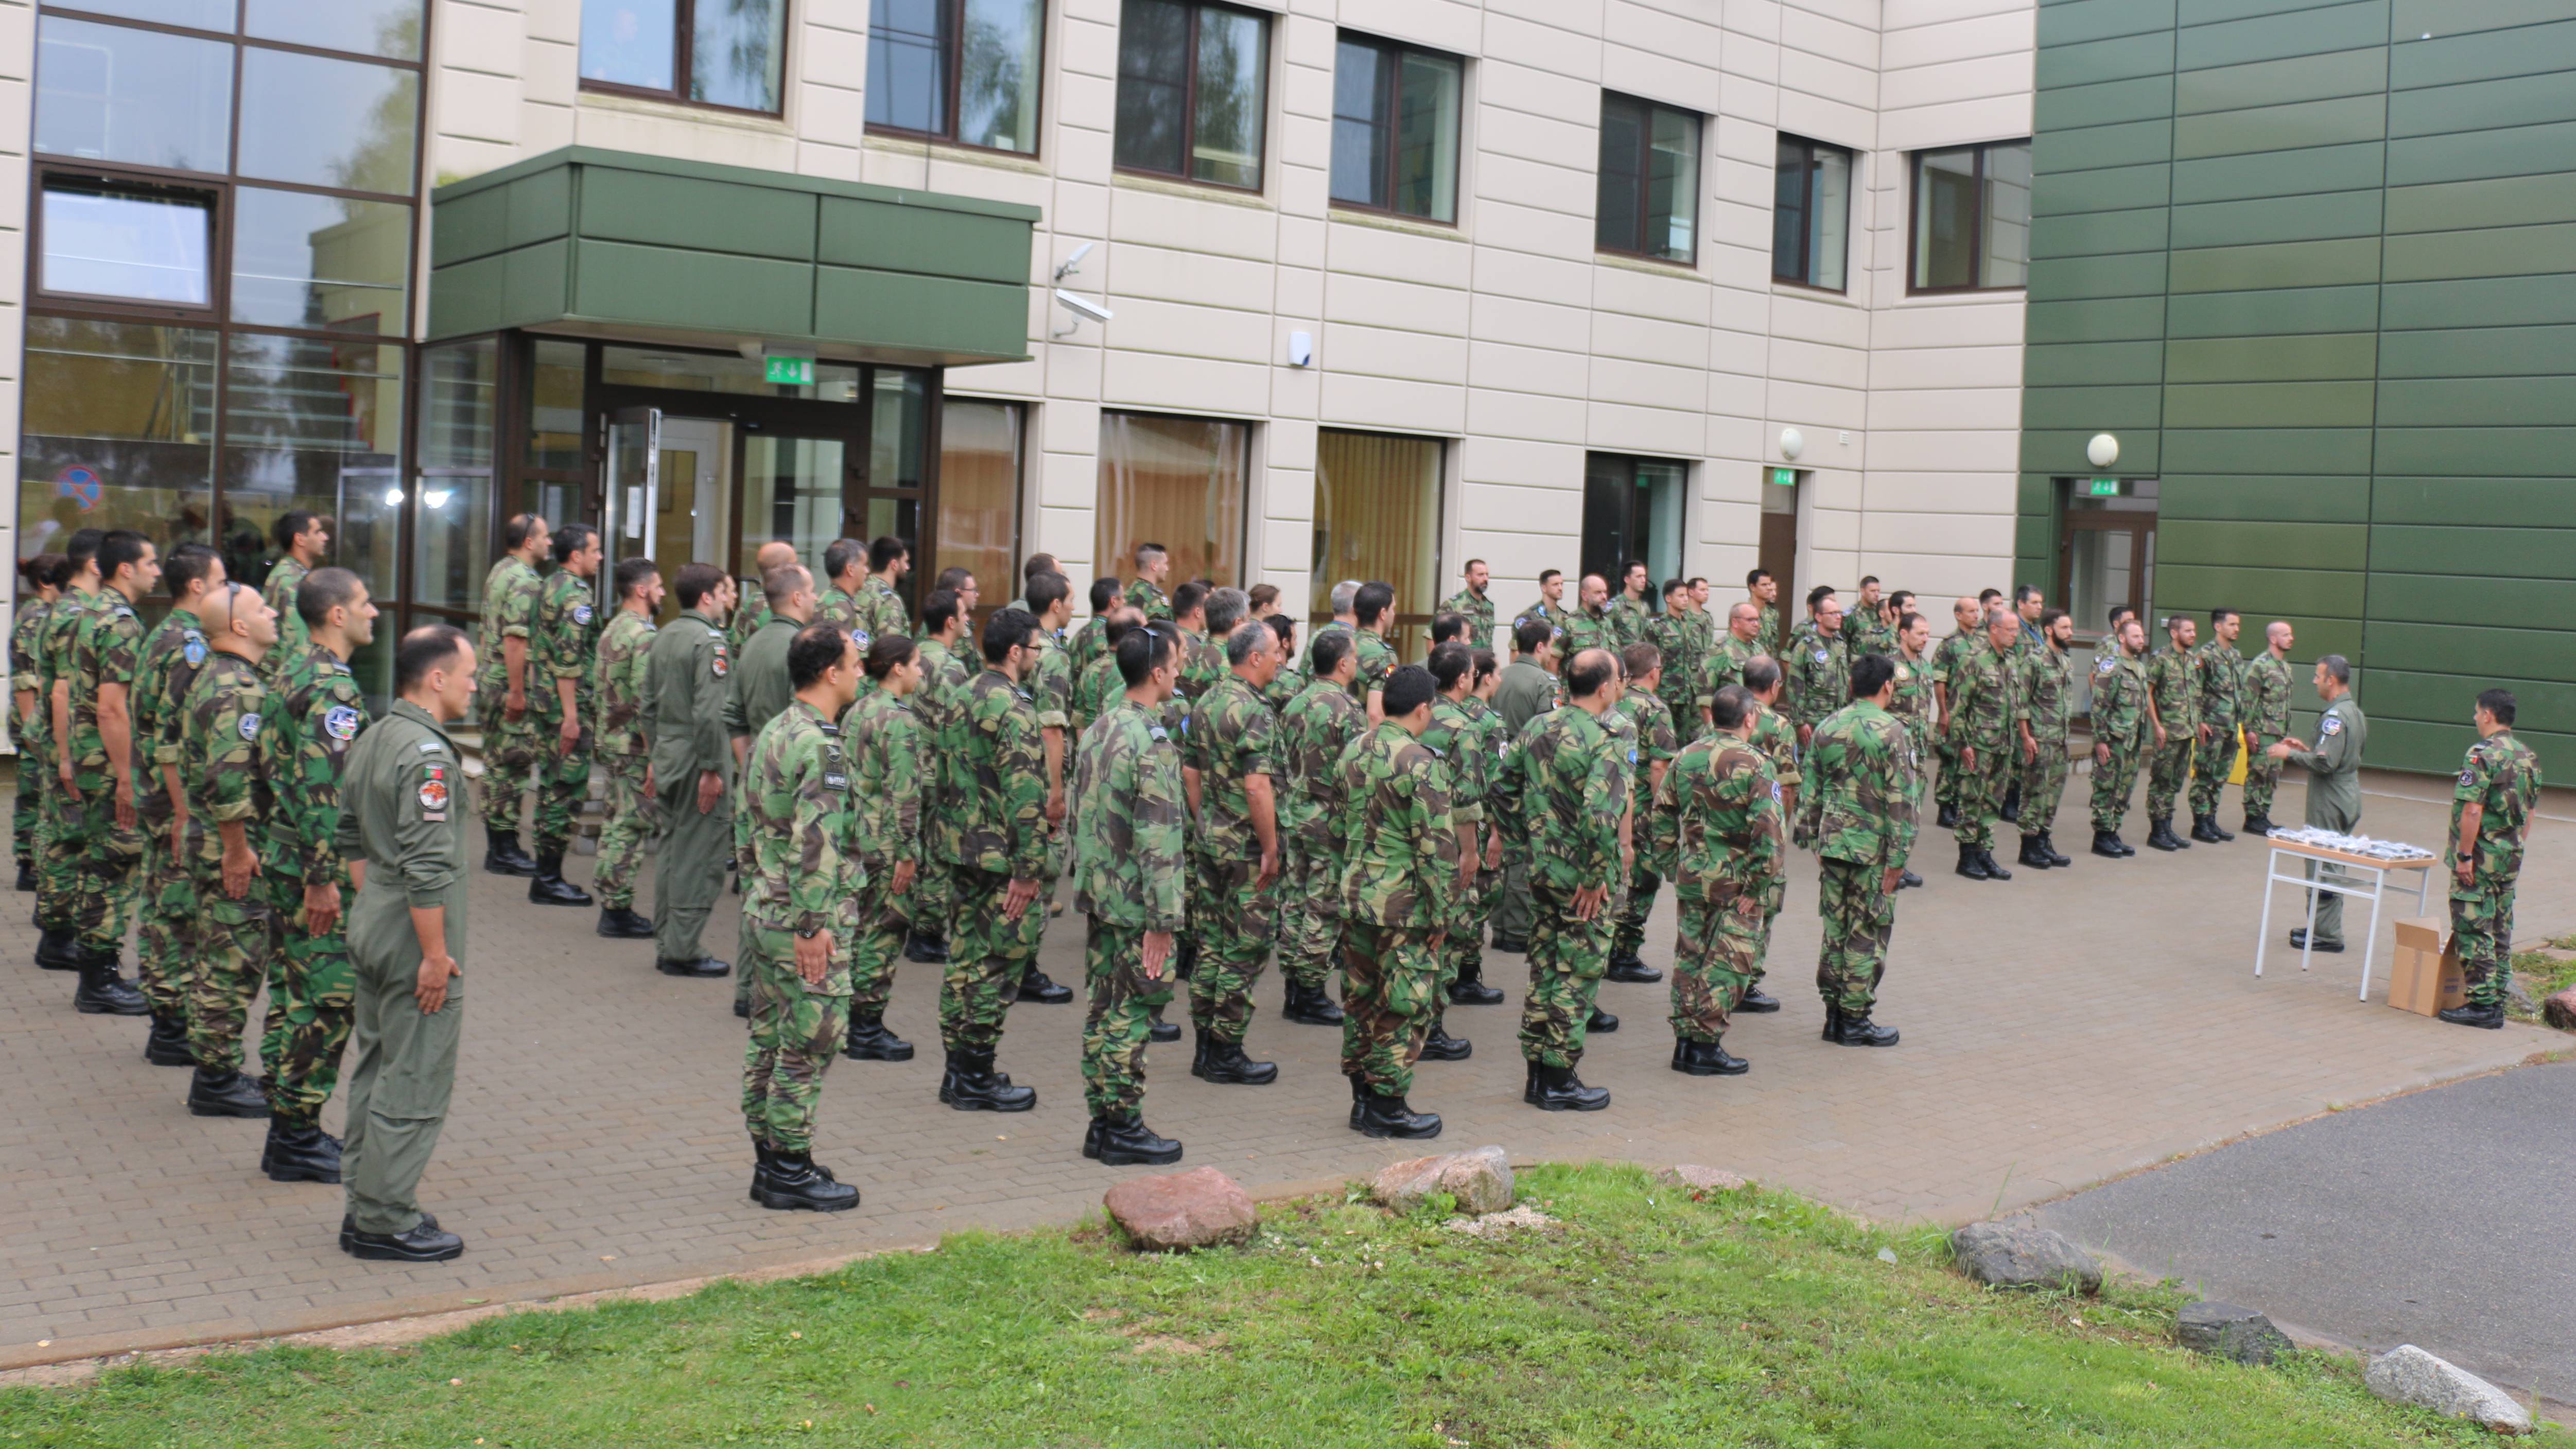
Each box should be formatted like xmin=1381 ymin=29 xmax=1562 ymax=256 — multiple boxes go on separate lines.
xmin=12 ymin=518 xmax=2542 ymax=1253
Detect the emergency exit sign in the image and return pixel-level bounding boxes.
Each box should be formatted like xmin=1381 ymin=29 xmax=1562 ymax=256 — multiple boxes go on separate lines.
xmin=765 ymin=356 xmax=815 ymax=386
xmin=1770 ymin=467 xmax=1797 ymax=487
xmin=2086 ymin=478 xmax=2121 ymax=497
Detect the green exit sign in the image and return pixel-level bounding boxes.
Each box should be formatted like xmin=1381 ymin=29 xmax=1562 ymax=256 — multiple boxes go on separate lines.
xmin=1770 ymin=467 xmax=1797 ymax=487
xmin=765 ymin=356 xmax=815 ymax=386
xmin=2087 ymin=478 xmax=2121 ymax=497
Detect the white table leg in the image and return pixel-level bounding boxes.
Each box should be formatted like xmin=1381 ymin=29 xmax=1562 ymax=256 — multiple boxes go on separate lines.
xmin=2301 ymin=870 xmax=2319 ymax=973
xmin=2256 ymin=849 xmax=2279 ymax=978
xmin=2359 ymin=865 xmax=2384 ymax=1002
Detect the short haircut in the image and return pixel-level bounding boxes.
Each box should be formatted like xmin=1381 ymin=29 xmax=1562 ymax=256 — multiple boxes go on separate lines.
xmin=788 ymin=621 xmax=851 ymax=690
xmin=163 ymin=542 xmax=221 ymax=596
xmin=2039 ymin=607 xmax=2067 ymax=632
xmin=1711 ymin=684 xmax=1754 ymax=731
xmin=1026 ymin=570 xmax=1072 ymax=616
xmin=2478 ymin=688 xmax=2516 ymax=725
xmin=922 ymin=587 xmax=963 ymax=634
xmin=2166 ymin=613 xmax=2191 ymax=635
xmin=1089 ymin=576 xmax=1122 ymax=613
xmin=1463 ymin=558 xmax=1486 ymax=573
xmin=1134 ymin=542 xmax=1167 ymax=569
xmin=1513 ymin=617 xmax=1553 ymax=655
xmin=1330 ymin=580 xmax=1361 ymax=614
xmin=98 ymin=529 xmax=148 ymax=579
xmin=297 ymin=566 xmax=364 ymax=626
xmin=1664 ymin=577 xmax=1691 ymax=602
xmin=982 ymin=606 xmax=1039 ymax=663
xmin=1103 ymin=610 xmax=1144 ymax=648
xmin=1172 ymin=580 xmax=1210 ymax=621
xmin=502 ymin=513 xmax=545 ymax=551
xmin=1021 ymin=552 xmax=1058 ymax=584
xmin=1472 ymin=648 xmax=1498 ymax=684
xmin=1537 ymin=568 xmax=1563 ymax=588
xmin=864 ymin=633 xmax=917 ymax=680
xmin=614 ymin=556 xmax=660 ymax=601
xmin=824 ymin=538 xmax=866 ymax=581
xmin=1265 ymin=613 xmax=1295 ymax=648
xmin=1309 ymin=629 xmax=1354 ymax=676
xmin=1888 ymin=589 xmax=1915 ymax=612
xmin=1205 ymin=585 xmax=1248 ymax=636
xmin=1430 ymin=612 xmax=1467 ymax=645
xmin=1383 ymin=664 xmax=1437 ymax=718
xmin=2015 ymin=583 xmax=2042 ymax=606
xmin=274 ymin=510 xmax=325 ymax=551
xmin=1224 ymin=619 xmax=1270 ymax=668
xmin=673 ymin=562 xmax=726 ymax=609
xmin=1742 ymin=655 xmax=1781 ymax=693
xmin=2319 ymin=653 xmax=2351 ymax=685
xmin=1978 ymin=587 xmax=2004 ymax=605
xmin=551 ymin=522 xmax=597 ymax=564
xmin=65 ymin=528 xmax=103 ymax=569
xmin=1426 ymin=640 xmax=1471 ymax=691
xmin=1117 ymin=621 xmax=1176 ymax=686
xmin=1850 ymin=653 xmax=1896 ymax=699
xmin=1621 ymin=641 xmax=1662 ymax=679
xmin=1806 ymin=584 xmax=1837 ymax=612
xmin=1622 ymin=558 xmax=1646 ymax=579
xmin=2108 ymin=604 xmax=2131 ymax=630
xmin=21 ymin=552 xmax=68 ymax=590
xmin=763 ymin=563 xmax=810 ymax=606
xmin=1354 ymin=581 xmax=1395 ymax=628
xmin=869 ymin=535 xmax=910 ymax=572
xmin=1858 ymin=574 xmax=1880 ymax=590
xmin=1565 ymin=648 xmax=1616 ymax=700
xmin=2209 ymin=606 xmax=2238 ymax=625
xmin=395 ymin=624 xmax=469 ymax=692
xmin=1895 ymin=612 xmax=1924 ymax=635
xmin=934 ymin=566 xmax=974 ymax=596
xmin=1747 ymin=569 xmax=1771 ymax=588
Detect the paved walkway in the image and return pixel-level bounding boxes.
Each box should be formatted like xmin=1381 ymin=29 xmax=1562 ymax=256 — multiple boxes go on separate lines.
xmin=3 ymin=769 xmax=2565 ymax=1367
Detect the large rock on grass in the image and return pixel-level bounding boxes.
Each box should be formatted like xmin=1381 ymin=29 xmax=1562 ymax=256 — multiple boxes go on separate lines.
xmin=1103 ymin=1168 xmax=1257 ymax=1251
xmin=2543 ymin=988 xmax=2576 ymax=1031
xmin=1948 ymin=1220 xmax=2102 ymax=1294
xmin=1658 ymin=1165 xmax=1751 ymax=1194
xmin=2176 ymin=1301 xmax=2292 ymax=1366
xmin=1369 ymin=1146 xmax=1513 ymax=1215
xmin=2365 ymin=1345 xmax=2531 ymax=1434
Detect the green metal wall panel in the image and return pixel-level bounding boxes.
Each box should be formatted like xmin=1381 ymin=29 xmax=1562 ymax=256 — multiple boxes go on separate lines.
xmin=2037 ymin=31 xmax=2178 ymax=89
xmin=2161 ymin=518 xmax=2368 ymax=569
xmin=2164 ymin=332 xmax=2376 ymax=382
xmin=2169 ymin=190 xmax=2382 ymax=248
xmin=2164 ymin=284 xmax=2380 ymax=337
xmin=2161 ymin=474 xmax=2372 ymax=521
xmin=2174 ymin=2 xmax=2388 ymax=70
xmin=2372 ymin=476 xmax=2576 ymax=527
xmin=2172 ymin=141 xmax=2386 ymax=202
xmin=813 ymin=269 xmax=1029 ymax=362
xmin=2039 ymin=0 xmax=2180 ymax=49
xmin=2367 ymin=524 xmax=2576 ymax=578
xmin=2175 ymin=46 xmax=2389 ymax=113
xmin=570 ymin=238 xmax=811 ymax=337
xmin=2166 ymin=237 xmax=2381 ymax=292
xmin=2384 ymin=172 xmax=2576 ymax=232
xmin=577 ymin=168 xmax=819 ymax=260
xmin=818 ymin=197 xmax=1031 ymax=284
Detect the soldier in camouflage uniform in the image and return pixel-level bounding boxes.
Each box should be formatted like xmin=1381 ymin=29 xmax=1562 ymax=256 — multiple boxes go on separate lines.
xmin=2087 ymin=616 xmax=2153 ymax=856
xmin=1183 ymin=620 xmax=1284 ymax=1083
xmin=1017 ymin=573 xmax=1080 ymax=1006
xmin=32 ymin=530 xmax=103 ymax=967
xmin=1943 ymin=608 xmax=2022 ymax=881
xmin=2238 ymin=621 xmax=2296 ymax=835
xmin=1447 ymin=650 xmax=1510 ymax=1006
xmin=60 ymin=530 xmax=160 ymax=1014
xmin=1747 ymin=570 xmax=1783 ymax=656
xmin=1806 ymin=654 xmax=1918 ymax=1046
xmin=1607 ymin=641 xmax=1677 ymax=984
xmin=1842 ymin=578 xmax=1893 ymax=657
xmin=1261 ymin=614 xmax=1302 ymax=713
xmin=259 ymin=511 xmax=328 ymax=681
xmin=132 ymin=545 xmax=223 ymax=1062
xmin=1512 ymin=570 xmax=1571 ymax=655
xmin=1664 ymin=685 xmax=1782 ymax=1075
xmin=1417 ymin=642 xmax=1490 ymax=1060
xmin=1337 ymin=665 xmax=1459 ymax=1139
xmin=1068 ymin=576 xmax=1122 ymax=718
xmin=525 ymin=524 xmax=602 ymax=905
xmin=1503 ymin=647 xmax=1628 ymax=1112
xmin=813 ymin=538 xmax=870 ymax=645
xmin=930 ymin=608 xmax=1049 ymax=1110
xmin=591 ymin=558 xmax=663 ymax=938
xmin=1645 ymin=583 xmax=1712 ymax=731
xmin=1562 ymin=575 xmax=1624 ymax=673
xmin=1072 ymin=625 xmax=1190 ymax=1164
xmin=254 ymin=568 xmax=376 ymax=1183
xmin=1276 ymin=631 xmax=1365 ymax=1027
xmin=475 ymin=514 xmax=549 ymax=876
xmin=2141 ymin=615 xmax=2200 ymax=852
xmin=2440 ymin=689 xmax=2543 ymax=1030
xmin=11 ymin=554 xmax=64 ymax=893
xmin=1705 ymin=600 xmax=1762 ymax=705
xmin=737 ymin=623 xmax=866 ymax=1213
xmin=898 ymin=589 xmax=976 ymax=964
xmin=1927 ymin=596 xmax=1982 ymax=829
xmin=1783 ymin=588 xmax=1852 ymax=750
xmin=1351 ymin=582 xmax=1400 ymax=720
xmin=1609 ymin=562 xmax=1655 ymax=647
xmin=838 ymin=635 xmax=928 ymax=1064
xmin=2187 ymin=608 xmax=2247 ymax=843
xmin=1737 ymin=657 xmax=1797 ymax=1006
xmin=1124 ymin=543 xmax=1175 ymax=622
xmin=856 ymin=536 xmax=914 ymax=646
xmin=1440 ymin=560 xmax=1498 ymax=652
xmin=1887 ymin=611 xmax=1936 ymax=765
xmin=2012 ymin=608 xmax=2077 ymax=871
xmin=179 ymin=582 xmax=280 ymax=1115
xmin=1489 ymin=619 xmax=1561 ymax=952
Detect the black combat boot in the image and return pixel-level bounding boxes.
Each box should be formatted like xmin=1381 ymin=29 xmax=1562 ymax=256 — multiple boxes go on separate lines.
xmin=1348 ymin=1073 xmax=1369 ymax=1130
xmin=2437 ymin=1001 xmax=2505 ymax=1030
xmin=143 ymin=1010 xmax=194 ymax=1067
xmin=1937 ymin=802 xmax=1960 ymax=831
xmin=2018 ymin=834 xmax=2054 ymax=870
xmin=344 ymin=1220 xmax=466 ymax=1262
xmin=2242 ymin=814 xmax=2275 ymax=836
xmin=1419 ymin=1018 xmax=1471 ymax=1061
xmin=2189 ymin=813 xmax=2225 ymax=844
xmin=2146 ymin=816 xmax=2189 ymax=852
xmin=187 ymin=1067 xmax=272 ymax=1117
xmin=1356 ymin=1089 xmax=1443 ymax=1140
xmin=2039 ymin=832 xmax=2073 ymax=867
xmin=527 ymin=852 xmax=593 ymax=906
xmin=1735 ymin=985 xmax=1780 ymax=1014
xmin=1956 ymin=841 xmax=1992 ymax=880
xmin=842 ymin=1012 xmax=915 ymax=1061
xmin=1900 ymin=870 xmax=1924 ymax=888
xmin=1587 ymin=1006 xmax=1619 ymax=1034
xmin=904 ymin=931 xmax=950 ymax=964
xmin=1820 ymin=1002 xmax=1843 ymax=1042
xmin=1832 ymin=1013 xmax=1901 ymax=1048
xmin=2287 ymin=929 xmax=2344 ymax=954
xmin=1977 ymin=848 xmax=2012 ymax=881
xmin=260 ymin=1119 xmax=343 ymax=1184
xmin=2091 ymin=829 xmax=2128 ymax=859
xmin=1191 ymin=1029 xmax=1279 ymax=1085
xmin=1528 ymin=1061 xmax=1611 ymax=1112
xmin=753 ymin=1151 xmax=862 ymax=1212
xmin=74 ymin=954 xmax=146 ymax=1015
xmin=1670 ymin=1036 xmax=1749 ymax=1077
xmin=1447 ymin=959 xmax=1503 ymax=1006
xmin=749 ymin=1138 xmax=778 ymax=1198
xmin=483 ymin=824 xmax=535 ymax=876
xmin=656 ymin=955 xmax=730 ymax=977
xmin=342 ymin=1211 xmax=438 ymax=1253
xmin=1095 ymin=1114 xmax=1185 ymax=1166
xmin=595 ymin=905 xmax=653 ymax=938
xmin=2206 ymin=815 xmax=2236 ymax=842
xmin=939 ymin=1049 xmax=1037 ymax=1111
xmin=1605 ymin=951 xmax=1662 ymax=984
xmin=1018 ymin=967 xmax=1073 ymax=1005
xmin=14 ymin=862 xmax=34 ymax=892
xmin=1148 ymin=1004 xmax=1181 ymax=1043
xmin=1281 ymin=981 xmax=1345 ymax=1025
xmin=35 ymin=926 xmax=80 ymax=971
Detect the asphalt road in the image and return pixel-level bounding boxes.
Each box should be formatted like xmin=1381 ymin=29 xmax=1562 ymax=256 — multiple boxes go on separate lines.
xmin=2035 ymin=1059 xmax=2574 ymax=1408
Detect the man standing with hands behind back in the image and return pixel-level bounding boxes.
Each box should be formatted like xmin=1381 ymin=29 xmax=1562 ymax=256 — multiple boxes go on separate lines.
xmin=2440 ymin=689 xmax=2541 ymax=1031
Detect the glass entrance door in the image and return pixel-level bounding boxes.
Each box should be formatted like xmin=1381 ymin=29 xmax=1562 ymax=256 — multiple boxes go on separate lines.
xmin=739 ymin=432 xmax=852 ymax=587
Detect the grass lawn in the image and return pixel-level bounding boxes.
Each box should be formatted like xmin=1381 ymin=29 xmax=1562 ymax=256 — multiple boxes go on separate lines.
xmin=1 ymin=1163 xmax=2552 ymax=1447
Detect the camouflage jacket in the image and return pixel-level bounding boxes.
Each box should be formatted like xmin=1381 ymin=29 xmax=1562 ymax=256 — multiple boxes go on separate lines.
xmin=842 ymin=687 xmax=925 ymax=872
xmin=38 ymin=589 xmax=96 ymax=716
xmin=262 ymin=556 xmax=309 ymax=676
xmin=813 ymin=585 xmax=865 ymax=647
xmin=1075 ymin=650 xmax=1125 ymax=738
xmin=10 ymin=598 xmax=49 ymax=758
xmin=258 ymin=643 xmax=365 ymax=888
xmin=1072 ymin=699 xmax=1187 ymax=931
xmin=2451 ymin=730 xmax=2542 ymax=891
xmin=647 ymin=608 xmax=733 ymax=784
xmin=1029 ymin=627 xmax=1077 ymax=736
xmin=1667 ymin=734 xmax=1784 ymax=901
xmin=1512 ymin=600 xmax=1569 ymax=651
xmin=1706 ymin=631 xmax=1756 ymax=702
xmin=1944 ymin=635 xmax=2019 ymax=752
xmin=1124 ymin=577 xmax=1172 ymax=622
xmin=1278 ymin=675 xmax=1369 ymax=839
xmin=1750 ymin=704 xmax=1801 ymax=789
xmin=1561 ymin=609 xmax=1623 ymax=669
xmin=68 ymin=590 xmax=145 ymax=767
xmin=476 ymin=555 xmax=542 ymax=697
xmin=1337 ymin=720 xmax=1458 ymax=929
xmin=1643 ymin=614 xmax=1706 ymax=708
xmin=2243 ymin=654 xmax=2293 ymax=741
xmin=1929 ymin=631 xmax=1977 ymax=714
xmin=2017 ymin=643 xmax=2074 ymax=746
xmin=915 ymin=637 xmax=973 ymax=740
xmin=1804 ymin=700 xmax=1919 ymax=869
xmin=1753 ymin=602 xmax=1782 ymax=656
xmin=1502 ymin=704 xmax=1627 ymax=894
xmin=1782 ymin=624 xmax=1851 ymax=732
xmin=594 ymin=609 xmax=658 ymax=757
xmin=1617 ymin=685 xmax=1680 ymax=874
xmin=1185 ymin=673 xmax=1278 ymax=859
xmin=178 ymin=652 xmax=270 ymax=870
xmin=2193 ymin=638 xmax=2246 ymax=728
xmin=1440 ymin=587 xmax=1496 ymax=646
xmin=1352 ymin=629 xmax=1397 ymax=705
xmin=2090 ymin=649 xmax=2150 ymax=750
xmin=1068 ymin=616 xmax=1112 ymax=715
xmin=1607 ymin=593 xmax=1654 ymax=647
xmin=1425 ymin=695 xmax=1490 ymax=829
xmin=1178 ymin=630 xmax=1225 ymax=720
xmin=741 ymin=699 xmax=863 ymax=944
xmin=1888 ymin=650 xmax=1936 ymax=755
xmin=2146 ymin=645 xmax=2200 ymax=732
xmin=532 ymin=569 xmax=600 ymax=722
xmin=933 ymin=667 xmax=1047 ymax=879
xmin=134 ymin=605 xmax=206 ymax=783
xmin=1842 ymin=600 xmax=1894 ymax=658
xmin=856 ymin=576 xmax=910 ymax=647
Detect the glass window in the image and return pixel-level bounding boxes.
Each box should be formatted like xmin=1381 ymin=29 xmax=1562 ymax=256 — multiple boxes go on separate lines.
xmin=230 ymin=188 xmax=410 ymax=331
xmin=245 ymin=0 xmax=424 ymax=60
xmin=40 ymin=176 xmax=216 ymax=306
xmin=1096 ymin=412 xmax=1247 ymax=589
xmin=1911 ymin=139 xmax=2031 ymax=293
xmin=580 ymin=0 xmax=786 ymax=114
xmin=1313 ymin=431 xmax=1441 ymax=646
xmin=866 ymin=0 xmax=1045 ymax=154
xmin=18 ymin=318 xmax=218 ymax=560
xmin=237 ymin=49 xmax=419 ymax=196
xmin=1114 ymin=0 xmax=1268 ymax=191
xmin=581 ymin=0 xmax=678 ymax=92
xmin=34 ymin=16 xmax=234 ymax=176
xmin=1581 ymin=453 xmax=1686 ymax=590
xmin=527 ymin=339 xmax=588 ymax=472
xmin=936 ymin=398 xmax=1022 ymax=604
xmin=740 ymin=436 xmax=849 ymax=583
xmin=1597 ymin=93 xmax=1699 ymax=264
xmin=416 ymin=339 xmax=497 ymax=615
xmin=1330 ymin=34 xmax=1461 ymax=223
xmin=1772 ymin=135 xmax=1852 ymax=291
xmin=871 ymin=369 xmax=930 ymax=493
xmin=219 ymin=333 xmax=404 ymax=595
xmin=64 ymin=0 xmax=238 ymax=28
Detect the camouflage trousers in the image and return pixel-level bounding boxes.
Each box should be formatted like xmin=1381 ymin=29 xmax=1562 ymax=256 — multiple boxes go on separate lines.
xmin=1082 ymin=918 xmax=1176 ymax=1118
xmin=2089 ymin=737 xmax=2144 ymax=833
xmin=2190 ymin=723 xmax=2241 ymax=818
xmin=1748 ymin=877 xmax=1786 ymax=985
xmin=1612 ymin=858 xmax=1662 ymax=961
xmin=54 ymin=763 xmax=143 ymax=948
xmin=593 ymin=752 xmax=656 ymax=910
xmin=844 ymin=877 xmax=905 ymax=1020
xmin=2018 ymin=735 xmax=2070 ymax=837
xmin=941 ymin=863 xmax=1043 ymax=1054
xmin=1446 ymin=864 xmax=1500 ymax=979
xmin=1816 ymin=857 xmax=1897 ymax=1015
xmin=13 ymin=754 xmax=38 ymax=866
xmin=134 ymin=815 xmax=195 ymax=1020
xmin=1519 ymin=881 xmax=1611 ymax=1069
xmin=2451 ymin=882 xmax=2516 ymax=1009
xmin=1187 ymin=857 xmax=1276 ymax=1045
xmin=476 ymin=703 xmax=541 ymax=827
xmin=531 ymin=724 xmax=590 ymax=856
xmin=894 ymin=834 xmax=953 ymax=939
xmin=2241 ymin=736 xmax=2285 ymax=822
xmin=2145 ymin=730 xmax=2197 ymax=821
xmin=740 ymin=920 xmax=851 ymax=1154
xmin=1952 ymin=740 xmax=2014 ymax=851
xmin=1933 ymin=737 xmax=1964 ymax=811
xmin=1672 ymin=891 xmax=1764 ymax=1041
xmin=185 ymin=868 xmax=279 ymax=1073
xmin=1339 ymin=920 xmax=1440 ymax=1098
xmin=1494 ymin=851 xmax=1536 ymax=946
xmin=258 ymin=871 xmax=355 ymax=1126
xmin=1274 ymin=821 xmax=1342 ymax=992
xmin=36 ymin=763 xmax=79 ymax=928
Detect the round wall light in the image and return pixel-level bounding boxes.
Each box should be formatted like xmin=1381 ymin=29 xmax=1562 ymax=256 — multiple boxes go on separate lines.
xmin=1779 ymin=427 xmax=1805 ymax=461
xmin=2086 ymin=433 xmax=2120 ymax=469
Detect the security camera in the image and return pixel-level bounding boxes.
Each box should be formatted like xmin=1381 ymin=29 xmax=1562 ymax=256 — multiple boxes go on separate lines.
xmin=1054 ymin=288 xmax=1113 ymax=324
xmin=1053 ymin=241 xmax=1096 ymax=281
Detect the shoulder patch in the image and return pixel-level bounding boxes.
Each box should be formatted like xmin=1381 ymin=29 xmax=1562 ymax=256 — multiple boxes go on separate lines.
xmin=2458 ymin=767 xmax=2477 ymax=789
xmin=712 ymin=654 xmax=729 ymax=678
xmin=2320 ymin=713 xmax=2343 ymax=736
xmin=1149 ymin=724 xmax=1169 ymax=742
xmin=417 ymin=739 xmax=443 ymax=754
xmin=183 ymin=635 xmax=208 ymax=666
xmin=113 ymin=606 xmax=136 ymax=621
xmin=1814 ymin=650 xmax=1828 ymax=664
xmin=322 ymin=705 xmax=362 ymax=742
xmin=238 ymin=712 xmax=262 ymax=740
xmin=2095 ymin=656 xmax=2117 ymax=674
xmin=571 ymin=603 xmax=594 ymax=627
xmin=851 ymin=629 xmax=872 ymax=652
xmin=418 ymin=762 xmax=450 ymax=816
xmin=1894 ymin=664 xmax=1910 ymax=681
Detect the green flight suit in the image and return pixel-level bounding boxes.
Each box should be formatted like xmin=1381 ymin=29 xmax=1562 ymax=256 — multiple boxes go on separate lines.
xmin=1489 ymin=656 xmax=1559 ymax=947
xmin=648 ymin=608 xmax=735 ymax=966
xmin=2286 ymin=694 xmax=2367 ymax=946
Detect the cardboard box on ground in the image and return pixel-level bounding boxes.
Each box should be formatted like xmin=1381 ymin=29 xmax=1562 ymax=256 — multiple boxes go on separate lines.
xmin=2389 ymin=919 xmax=2468 ymax=1016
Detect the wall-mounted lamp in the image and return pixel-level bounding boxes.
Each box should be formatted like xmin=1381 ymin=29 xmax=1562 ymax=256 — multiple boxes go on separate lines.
xmin=1779 ymin=427 xmax=1805 ymax=461
xmin=2087 ymin=433 xmax=2120 ymax=469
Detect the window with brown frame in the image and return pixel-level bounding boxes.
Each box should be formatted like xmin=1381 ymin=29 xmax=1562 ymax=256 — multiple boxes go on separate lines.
xmin=1112 ymin=0 xmax=1268 ymax=192
xmin=1772 ymin=134 xmax=1852 ymax=291
xmin=1329 ymin=33 xmax=1461 ymax=224
xmin=1910 ymin=139 xmax=2031 ymax=293
xmin=1597 ymin=92 xmax=1700 ymax=264
xmin=865 ymin=0 xmax=1045 ymax=154
xmin=579 ymin=0 xmax=786 ymax=116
